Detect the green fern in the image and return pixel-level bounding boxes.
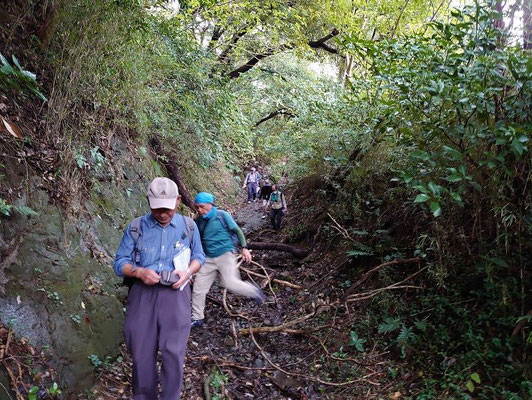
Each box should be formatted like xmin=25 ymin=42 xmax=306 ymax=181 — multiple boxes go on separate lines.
xmin=378 ymin=317 xmax=402 ymax=334
xmin=397 ymin=325 xmax=418 ymax=358
xmin=0 ymin=199 xmax=12 ymax=216
xmin=14 ymin=205 xmax=38 ymax=217
xmin=397 ymin=325 xmax=416 ymax=345
xmin=346 ymin=249 xmax=372 ymax=257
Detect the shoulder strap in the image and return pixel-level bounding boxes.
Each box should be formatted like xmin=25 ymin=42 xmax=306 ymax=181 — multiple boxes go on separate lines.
xmin=182 ymin=215 xmax=195 ymax=243
xmin=130 ymin=216 xmax=143 ymax=265
xmin=196 ymin=217 xmax=207 ymax=236
xmin=216 ymin=210 xmax=230 ymax=231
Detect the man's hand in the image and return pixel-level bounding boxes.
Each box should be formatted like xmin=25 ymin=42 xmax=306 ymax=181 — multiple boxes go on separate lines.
xmin=172 ymin=269 xmax=191 ymax=290
xmin=242 ymin=184 xmax=246 ymax=189
xmin=241 ymin=248 xmax=252 ymax=263
xmin=136 ymin=268 xmax=160 ymax=286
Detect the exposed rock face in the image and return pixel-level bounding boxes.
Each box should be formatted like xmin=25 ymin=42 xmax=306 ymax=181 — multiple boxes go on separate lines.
xmin=0 ymin=138 xmax=156 ymax=394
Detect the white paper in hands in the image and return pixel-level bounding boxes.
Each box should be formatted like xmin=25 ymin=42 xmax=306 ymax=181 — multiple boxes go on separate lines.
xmin=173 ymin=247 xmax=191 ymax=291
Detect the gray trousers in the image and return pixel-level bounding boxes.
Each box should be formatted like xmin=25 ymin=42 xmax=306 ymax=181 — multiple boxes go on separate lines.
xmin=247 ymin=182 xmax=258 ymax=201
xmin=191 ymin=251 xmax=260 ymax=320
xmin=124 ymin=282 xmax=191 ymax=400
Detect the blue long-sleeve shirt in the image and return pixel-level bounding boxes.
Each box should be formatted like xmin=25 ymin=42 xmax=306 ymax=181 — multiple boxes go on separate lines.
xmin=114 ymin=213 xmax=205 ymax=276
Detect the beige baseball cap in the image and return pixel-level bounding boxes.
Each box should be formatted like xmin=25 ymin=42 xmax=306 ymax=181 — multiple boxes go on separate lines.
xmin=147 ymin=177 xmax=179 ymax=209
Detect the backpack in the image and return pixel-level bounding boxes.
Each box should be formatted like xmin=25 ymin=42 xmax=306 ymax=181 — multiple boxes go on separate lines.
xmin=197 ymin=210 xmax=240 ymax=249
xmin=270 ymin=191 xmax=284 ymax=209
xmin=123 ymin=214 xmax=195 ymax=288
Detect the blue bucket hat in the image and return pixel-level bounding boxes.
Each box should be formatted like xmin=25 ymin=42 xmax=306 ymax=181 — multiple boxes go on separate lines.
xmin=194 ymin=192 xmax=215 ymax=204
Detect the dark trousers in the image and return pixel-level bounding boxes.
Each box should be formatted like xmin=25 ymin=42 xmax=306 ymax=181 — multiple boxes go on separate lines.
xmin=247 ymin=182 xmax=258 ymax=201
xmin=124 ymin=282 xmax=191 ymax=400
xmin=260 ymin=186 xmax=272 ymax=200
xmin=270 ymin=208 xmax=284 ymax=230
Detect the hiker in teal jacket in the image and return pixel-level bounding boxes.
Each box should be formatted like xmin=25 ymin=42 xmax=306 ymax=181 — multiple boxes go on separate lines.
xmin=191 ymin=192 xmax=264 ymax=328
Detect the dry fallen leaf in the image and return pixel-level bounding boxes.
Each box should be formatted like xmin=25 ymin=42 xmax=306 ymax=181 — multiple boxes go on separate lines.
xmin=1 ymin=117 xmax=24 ymax=139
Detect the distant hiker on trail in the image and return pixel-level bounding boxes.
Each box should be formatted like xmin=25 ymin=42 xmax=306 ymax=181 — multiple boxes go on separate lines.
xmin=243 ymin=167 xmax=261 ymax=203
xmin=114 ymin=177 xmax=205 ymax=400
xmin=267 ymin=184 xmax=287 ymax=231
xmin=191 ymin=192 xmax=265 ymax=328
xmin=259 ymin=178 xmax=273 ymax=206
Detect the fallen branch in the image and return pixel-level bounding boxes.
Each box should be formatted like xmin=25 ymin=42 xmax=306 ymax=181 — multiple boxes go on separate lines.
xmin=248 ymin=327 xmax=380 ymax=386
xmin=0 ymin=382 xmax=13 ymax=400
xmin=201 ymin=356 xmax=274 ymax=371
xmin=222 ymin=289 xmax=245 ymax=319
xmin=247 ymin=242 xmax=309 ymax=258
xmin=231 ymin=320 xmax=239 ymax=348
xmin=1 ymin=361 xmax=23 ymax=400
xmin=346 ymin=267 xmax=428 ymax=303
xmin=240 ymin=266 xmax=302 ymax=290
xmin=327 ymin=213 xmax=354 ymax=242
xmin=346 ymin=257 xmax=422 ymax=294
xmin=239 ymin=311 xmax=316 ymax=335
xmin=203 ymin=366 xmax=215 ymax=400
xmin=0 ymin=328 xmax=12 ymax=359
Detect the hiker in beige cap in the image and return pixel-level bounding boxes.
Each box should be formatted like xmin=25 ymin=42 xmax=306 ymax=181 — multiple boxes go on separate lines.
xmin=114 ymin=177 xmax=205 ymax=400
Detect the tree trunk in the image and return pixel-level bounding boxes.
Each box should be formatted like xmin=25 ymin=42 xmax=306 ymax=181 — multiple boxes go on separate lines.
xmin=524 ymin=0 xmax=532 ymax=49
xmin=149 ymin=137 xmax=197 ymax=211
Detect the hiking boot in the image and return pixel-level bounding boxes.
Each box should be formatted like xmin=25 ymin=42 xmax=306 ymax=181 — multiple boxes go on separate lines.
xmin=254 ymin=292 xmax=266 ymax=304
xmin=247 ymin=201 xmax=251 ymax=204
xmin=191 ymin=319 xmax=204 ymax=328
xmin=250 ymin=282 xmax=266 ymax=304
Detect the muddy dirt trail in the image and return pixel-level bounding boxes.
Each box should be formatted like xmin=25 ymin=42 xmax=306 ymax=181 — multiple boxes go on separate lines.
xmin=182 ymin=202 xmax=314 ymax=399
xmin=87 ymin=201 xmax=383 ymax=400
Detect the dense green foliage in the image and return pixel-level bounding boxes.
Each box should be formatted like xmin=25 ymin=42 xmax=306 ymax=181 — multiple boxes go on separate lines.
xmin=50 ymin=0 xmax=251 ymax=171
xmin=270 ymin=3 xmax=531 ymax=398
xmin=222 ymin=1 xmax=531 ymax=397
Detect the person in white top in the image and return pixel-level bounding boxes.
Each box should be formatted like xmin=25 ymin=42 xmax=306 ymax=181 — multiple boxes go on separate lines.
xmin=242 ymin=167 xmax=260 ymax=203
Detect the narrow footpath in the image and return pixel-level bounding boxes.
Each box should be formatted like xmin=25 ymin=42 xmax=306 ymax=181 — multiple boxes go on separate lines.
xmin=86 ymin=199 xmax=388 ymax=399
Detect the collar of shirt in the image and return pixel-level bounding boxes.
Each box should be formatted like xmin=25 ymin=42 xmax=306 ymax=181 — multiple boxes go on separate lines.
xmin=203 ymin=206 xmax=218 ymax=220
xmin=146 ymin=213 xmax=179 ymax=228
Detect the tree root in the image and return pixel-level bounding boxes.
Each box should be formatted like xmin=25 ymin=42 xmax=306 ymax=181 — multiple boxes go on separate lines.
xmin=247 ymin=242 xmax=309 ymax=258
xmin=237 ymin=257 xmax=302 ymax=289
xmin=238 ymin=311 xmax=317 ymax=335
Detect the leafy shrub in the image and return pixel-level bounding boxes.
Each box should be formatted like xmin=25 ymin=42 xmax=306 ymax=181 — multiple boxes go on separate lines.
xmin=0 ymin=53 xmax=47 ymax=101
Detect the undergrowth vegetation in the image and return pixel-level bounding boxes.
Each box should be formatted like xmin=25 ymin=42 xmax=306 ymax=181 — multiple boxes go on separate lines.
xmin=39 ymin=0 xmax=253 ymax=204
xmin=280 ymin=3 xmax=531 ymax=398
